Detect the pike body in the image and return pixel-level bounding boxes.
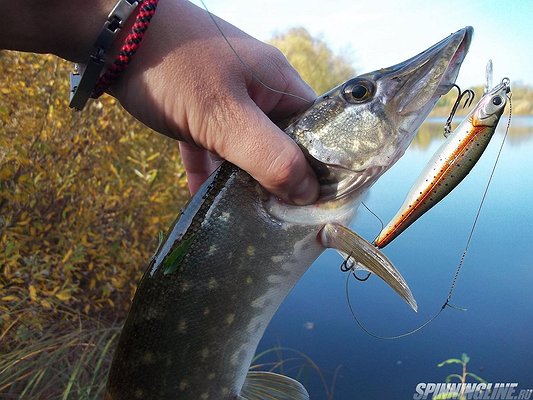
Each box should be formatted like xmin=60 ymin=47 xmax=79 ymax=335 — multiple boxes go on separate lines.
xmin=105 ymin=27 xmax=472 ymax=400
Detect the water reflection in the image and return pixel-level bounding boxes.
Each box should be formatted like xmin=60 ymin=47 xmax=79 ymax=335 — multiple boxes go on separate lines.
xmin=410 ymin=116 xmax=533 ymax=149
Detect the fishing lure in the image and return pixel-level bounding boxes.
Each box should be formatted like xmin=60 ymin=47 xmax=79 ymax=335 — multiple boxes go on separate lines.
xmin=374 ymin=77 xmax=510 ymax=248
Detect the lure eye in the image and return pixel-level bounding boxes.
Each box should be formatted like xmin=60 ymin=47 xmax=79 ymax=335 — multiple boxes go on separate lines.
xmin=492 ymin=96 xmax=503 ymax=106
xmin=343 ymin=80 xmax=375 ymax=103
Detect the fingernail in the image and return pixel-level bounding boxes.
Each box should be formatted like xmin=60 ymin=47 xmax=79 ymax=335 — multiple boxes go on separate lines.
xmin=289 ymin=173 xmax=319 ymax=205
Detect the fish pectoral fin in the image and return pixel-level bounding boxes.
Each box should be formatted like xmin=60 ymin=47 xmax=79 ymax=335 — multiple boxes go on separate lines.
xmin=239 ymin=371 xmax=309 ymax=400
xmin=320 ymin=222 xmax=418 ymax=312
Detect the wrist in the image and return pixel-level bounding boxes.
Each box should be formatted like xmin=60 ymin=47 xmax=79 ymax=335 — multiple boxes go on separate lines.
xmin=0 ymin=0 xmax=116 ymax=62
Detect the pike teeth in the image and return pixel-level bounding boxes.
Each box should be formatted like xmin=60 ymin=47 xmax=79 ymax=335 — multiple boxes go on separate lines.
xmin=320 ymin=222 xmax=417 ymax=311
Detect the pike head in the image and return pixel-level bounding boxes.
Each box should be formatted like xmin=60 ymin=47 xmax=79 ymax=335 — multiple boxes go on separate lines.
xmin=270 ymin=27 xmax=473 ymax=310
xmin=285 ymin=27 xmax=473 ymax=202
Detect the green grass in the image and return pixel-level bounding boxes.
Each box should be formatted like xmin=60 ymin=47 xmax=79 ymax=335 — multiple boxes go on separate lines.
xmin=251 ymin=346 xmax=341 ymax=400
xmin=1 ymin=312 xmax=338 ymax=399
xmin=433 ymin=353 xmax=487 ymax=400
xmin=0 ymin=309 xmax=120 ymax=400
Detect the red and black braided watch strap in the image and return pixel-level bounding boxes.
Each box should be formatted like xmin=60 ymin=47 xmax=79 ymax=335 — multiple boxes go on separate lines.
xmin=92 ymin=0 xmax=159 ymax=98
xmin=69 ymin=0 xmax=159 ymax=110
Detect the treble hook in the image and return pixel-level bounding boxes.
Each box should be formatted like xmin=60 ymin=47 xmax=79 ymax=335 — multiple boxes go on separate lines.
xmin=340 ymin=253 xmax=371 ymax=281
xmin=443 ymin=84 xmax=475 ymax=137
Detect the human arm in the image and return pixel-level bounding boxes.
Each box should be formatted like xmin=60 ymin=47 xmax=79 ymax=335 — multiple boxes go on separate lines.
xmin=0 ymin=0 xmax=319 ymax=204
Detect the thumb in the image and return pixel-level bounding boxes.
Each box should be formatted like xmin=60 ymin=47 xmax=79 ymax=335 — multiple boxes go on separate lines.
xmin=211 ymin=99 xmax=319 ymax=205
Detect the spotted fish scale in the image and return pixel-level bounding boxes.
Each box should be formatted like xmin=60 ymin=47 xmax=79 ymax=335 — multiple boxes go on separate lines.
xmin=105 ymin=164 xmax=325 ymax=399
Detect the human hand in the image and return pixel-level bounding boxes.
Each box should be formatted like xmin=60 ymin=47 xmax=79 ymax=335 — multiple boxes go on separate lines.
xmin=108 ymin=0 xmax=319 ymax=204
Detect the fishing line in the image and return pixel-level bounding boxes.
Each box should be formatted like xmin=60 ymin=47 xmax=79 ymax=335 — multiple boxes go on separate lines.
xmin=348 ymin=201 xmax=384 ymax=282
xmin=361 ymin=201 xmax=385 ymax=232
xmin=444 ymin=90 xmax=512 ymax=302
xmin=345 ymin=271 xmax=446 ymax=340
xmin=199 ymin=0 xmax=313 ymax=106
xmin=344 ymin=92 xmax=513 ymax=340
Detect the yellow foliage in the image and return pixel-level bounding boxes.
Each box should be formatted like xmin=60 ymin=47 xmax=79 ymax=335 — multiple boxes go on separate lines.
xmin=2 ymin=296 xmax=20 ymax=302
xmin=0 ymin=51 xmax=190 ymax=347
xmin=40 ymin=299 xmax=52 ymax=309
xmin=55 ymin=290 xmax=71 ymax=302
xmin=29 ymin=285 xmax=37 ymax=301
xmin=269 ymin=27 xmax=355 ymax=95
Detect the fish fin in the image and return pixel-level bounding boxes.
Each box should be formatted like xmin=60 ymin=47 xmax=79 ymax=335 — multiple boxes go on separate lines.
xmin=320 ymin=222 xmax=418 ymax=312
xmin=239 ymin=371 xmax=309 ymax=400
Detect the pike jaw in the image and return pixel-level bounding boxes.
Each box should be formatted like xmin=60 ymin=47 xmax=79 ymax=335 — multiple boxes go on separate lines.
xmin=285 ymin=27 xmax=473 ymax=204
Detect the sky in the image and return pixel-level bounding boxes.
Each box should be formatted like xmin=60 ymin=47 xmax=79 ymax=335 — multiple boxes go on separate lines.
xmin=191 ymin=0 xmax=533 ymax=89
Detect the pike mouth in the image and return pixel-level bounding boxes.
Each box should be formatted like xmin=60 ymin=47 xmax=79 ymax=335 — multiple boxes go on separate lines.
xmin=393 ymin=26 xmax=473 ymax=115
xmin=436 ymin=27 xmax=473 ymax=95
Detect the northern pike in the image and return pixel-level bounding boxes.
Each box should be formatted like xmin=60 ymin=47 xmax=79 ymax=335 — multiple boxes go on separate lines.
xmin=374 ymin=77 xmax=510 ymax=248
xmin=104 ymin=27 xmax=472 ymax=400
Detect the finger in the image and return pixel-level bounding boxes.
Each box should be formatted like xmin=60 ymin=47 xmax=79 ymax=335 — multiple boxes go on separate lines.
xmin=209 ymin=98 xmax=319 ymax=205
xmin=179 ymin=142 xmax=223 ymax=195
xmin=270 ymin=81 xmax=315 ymax=121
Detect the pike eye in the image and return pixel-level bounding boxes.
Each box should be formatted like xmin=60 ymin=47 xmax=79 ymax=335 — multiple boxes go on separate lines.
xmin=492 ymin=96 xmax=502 ymax=105
xmin=343 ymin=80 xmax=375 ymax=103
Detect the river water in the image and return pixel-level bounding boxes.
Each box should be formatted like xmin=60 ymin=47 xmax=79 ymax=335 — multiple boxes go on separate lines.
xmin=258 ymin=116 xmax=533 ymax=399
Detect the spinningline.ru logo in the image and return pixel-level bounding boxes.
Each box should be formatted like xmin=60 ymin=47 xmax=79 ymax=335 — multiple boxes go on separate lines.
xmin=413 ymin=382 xmax=533 ymax=400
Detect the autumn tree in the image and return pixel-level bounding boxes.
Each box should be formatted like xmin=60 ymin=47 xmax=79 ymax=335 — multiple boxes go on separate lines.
xmin=269 ymin=27 xmax=356 ymax=95
xmin=0 ymin=52 xmax=189 ymax=345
